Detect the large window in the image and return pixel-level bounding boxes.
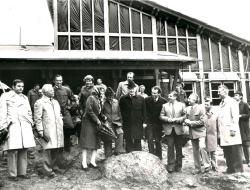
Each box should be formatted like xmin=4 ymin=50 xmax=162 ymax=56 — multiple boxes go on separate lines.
xmin=57 ymin=0 xmax=105 ymax=50
xmin=108 ymin=1 xmax=153 ymax=51
xmin=156 ymin=19 xmax=198 ymax=70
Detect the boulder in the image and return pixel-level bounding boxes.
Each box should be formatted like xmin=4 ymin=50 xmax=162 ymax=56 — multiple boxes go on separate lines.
xmin=102 ymin=151 xmax=168 ymax=184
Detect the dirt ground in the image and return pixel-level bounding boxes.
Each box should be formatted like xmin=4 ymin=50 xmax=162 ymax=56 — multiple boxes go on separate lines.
xmin=1 ymin=141 xmax=250 ymax=190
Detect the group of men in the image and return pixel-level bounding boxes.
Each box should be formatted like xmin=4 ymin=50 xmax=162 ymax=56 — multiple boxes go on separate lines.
xmin=0 ymin=71 xmax=249 ymax=185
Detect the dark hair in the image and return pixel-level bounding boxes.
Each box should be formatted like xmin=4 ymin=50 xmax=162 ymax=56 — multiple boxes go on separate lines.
xmin=34 ymin=84 xmax=40 ymax=87
xmin=204 ymin=96 xmax=213 ymax=104
xmin=54 ymin=74 xmax=63 ymax=80
xmin=151 ymin=86 xmax=162 ymax=94
xmin=12 ymin=79 xmax=24 ymax=87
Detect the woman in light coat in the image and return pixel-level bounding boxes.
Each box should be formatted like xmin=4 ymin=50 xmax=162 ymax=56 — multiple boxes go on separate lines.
xmin=34 ymin=84 xmax=64 ymax=178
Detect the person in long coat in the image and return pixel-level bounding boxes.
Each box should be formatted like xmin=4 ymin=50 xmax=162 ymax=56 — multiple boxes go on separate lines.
xmin=145 ymin=86 xmax=167 ymax=160
xmin=184 ymin=93 xmax=210 ymax=175
xmin=204 ymin=97 xmax=218 ymax=171
xmin=217 ymin=85 xmax=243 ymax=173
xmin=119 ymin=80 xmax=146 ymax=152
xmin=79 ymin=87 xmax=101 ymax=170
xmin=79 ymin=75 xmax=97 ymax=114
xmin=53 ymin=74 xmax=74 ymax=152
xmin=234 ymin=91 xmax=250 ymax=167
xmin=0 ymin=79 xmax=36 ymax=181
xmin=34 ymin=84 xmax=64 ymax=178
xmin=160 ymin=91 xmax=185 ymax=173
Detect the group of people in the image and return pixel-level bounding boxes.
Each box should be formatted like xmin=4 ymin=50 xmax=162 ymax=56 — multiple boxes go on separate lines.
xmin=0 ymin=71 xmax=249 ymax=184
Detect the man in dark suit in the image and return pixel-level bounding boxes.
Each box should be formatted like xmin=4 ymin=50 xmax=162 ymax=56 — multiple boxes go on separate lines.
xmin=119 ymin=80 xmax=146 ymax=152
xmin=234 ymin=91 xmax=250 ymax=167
xmin=145 ymin=86 xmax=167 ymax=159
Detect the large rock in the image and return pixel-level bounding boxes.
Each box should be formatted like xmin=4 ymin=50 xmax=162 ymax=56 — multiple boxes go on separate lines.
xmin=102 ymin=151 xmax=168 ymax=184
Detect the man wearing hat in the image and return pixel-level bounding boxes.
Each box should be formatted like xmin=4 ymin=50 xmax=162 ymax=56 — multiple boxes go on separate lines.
xmin=119 ymin=80 xmax=146 ymax=152
xmin=102 ymin=87 xmax=125 ymax=157
xmin=234 ymin=91 xmax=250 ymax=167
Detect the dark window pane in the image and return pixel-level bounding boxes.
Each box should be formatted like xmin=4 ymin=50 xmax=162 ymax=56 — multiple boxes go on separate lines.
xmin=109 ymin=2 xmax=118 ymax=33
xmin=196 ymin=82 xmax=201 ymax=101
xmin=82 ymin=0 xmax=92 ymax=32
xmin=109 ymin=37 xmax=119 ymax=50
xmin=221 ymin=44 xmax=230 ymax=72
xmin=201 ymin=35 xmax=211 ymax=72
xmin=133 ymin=37 xmax=142 ymax=51
xmin=156 ymin=18 xmax=165 ymax=36
xmin=177 ymin=25 xmax=186 ymax=36
xmin=142 ymin=14 xmax=152 ymax=34
xmin=47 ymin=0 xmax=54 ymax=22
xmin=178 ymin=39 xmax=187 ymax=56
xmin=132 ymin=10 xmax=141 ymax=34
xmin=168 ymin=38 xmax=177 ymax=53
xmin=189 ymin=39 xmax=198 ymax=58
xmin=120 ymin=6 xmax=130 ymax=33
xmin=188 ymin=28 xmax=196 ymax=37
xmin=231 ymin=47 xmax=240 ymax=72
xmin=70 ymin=0 xmax=80 ymax=32
xmin=94 ymin=0 xmax=104 ymax=33
xmin=211 ymin=40 xmax=221 ymax=72
xmin=70 ymin=36 xmax=81 ymax=50
xmin=57 ymin=0 xmax=68 ymax=32
xmin=157 ymin=38 xmax=166 ymax=51
xmin=167 ymin=22 xmax=176 ymax=36
xmin=82 ymin=36 xmax=93 ymax=50
xmin=121 ymin=37 xmax=131 ymax=51
xmin=144 ymin=38 xmax=153 ymax=51
xmin=58 ymin=36 xmax=68 ymax=50
xmin=95 ymin=36 xmax=105 ymax=50
xmin=204 ymin=82 xmax=210 ymax=97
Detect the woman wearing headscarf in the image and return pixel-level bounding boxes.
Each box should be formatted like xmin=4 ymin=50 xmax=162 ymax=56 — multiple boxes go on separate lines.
xmin=79 ymin=87 xmax=101 ymax=170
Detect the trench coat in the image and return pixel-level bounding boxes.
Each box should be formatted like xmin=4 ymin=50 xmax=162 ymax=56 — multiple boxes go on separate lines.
xmin=79 ymin=95 xmax=101 ymax=150
xmin=185 ymin=104 xmax=206 ymax=139
xmin=204 ymin=107 xmax=218 ymax=152
xmin=119 ymin=94 xmax=146 ymax=140
xmin=160 ymin=101 xmax=186 ymax=135
xmin=34 ymin=96 xmax=64 ymax=149
xmin=218 ymin=96 xmax=242 ymax=146
xmin=0 ymin=91 xmax=36 ymax=150
xmin=238 ymin=101 xmax=250 ymax=142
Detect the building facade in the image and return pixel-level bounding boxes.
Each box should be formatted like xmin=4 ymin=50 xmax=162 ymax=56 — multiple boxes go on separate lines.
xmin=0 ymin=0 xmax=250 ymax=104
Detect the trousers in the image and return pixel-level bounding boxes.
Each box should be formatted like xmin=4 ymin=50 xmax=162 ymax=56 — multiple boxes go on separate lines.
xmin=7 ymin=149 xmax=28 ymax=177
xmin=43 ymin=148 xmax=62 ymax=174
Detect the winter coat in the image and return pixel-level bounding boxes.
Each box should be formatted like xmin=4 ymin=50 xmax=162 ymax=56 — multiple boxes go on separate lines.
xmin=160 ymin=101 xmax=186 ymax=135
xmin=119 ymin=94 xmax=146 ymax=139
xmin=145 ymin=96 xmax=167 ymax=139
xmin=218 ymin=96 xmax=242 ymax=146
xmin=204 ymin=107 xmax=218 ymax=152
xmin=54 ymin=86 xmax=74 ymax=128
xmin=185 ymin=104 xmax=206 ymax=139
xmin=79 ymin=95 xmax=101 ymax=150
xmin=78 ymin=85 xmax=97 ymax=113
xmin=238 ymin=101 xmax=250 ymax=142
xmin=34 ymin=96 xmax=64 ymax=149
xmin=0 ymin=91 xmax=36 ymax=150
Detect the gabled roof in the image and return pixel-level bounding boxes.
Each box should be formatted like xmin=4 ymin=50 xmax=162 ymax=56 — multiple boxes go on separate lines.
xmin=116 ymin=0 xmax=250 ymax=50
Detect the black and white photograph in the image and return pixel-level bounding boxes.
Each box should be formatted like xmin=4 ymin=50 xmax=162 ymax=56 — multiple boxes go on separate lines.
xmin=0 ymin=0 xmax=250 ymax=189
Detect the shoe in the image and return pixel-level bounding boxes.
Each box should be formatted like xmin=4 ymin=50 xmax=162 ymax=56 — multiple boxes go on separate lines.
xmin=81 ymin=164 xmax=89 ymax=171
xmin=8 ymin=176 xmax=18 ymax=181
xmin=53 ymin=167 xmax=65 ymax=174
xmin=202 ymin=166 xmax=211 ymax=173
xmin=192 ymin=169 xmax=201 ymax=175
xmin=18 ymin=175 xmax=31 ymax=179
xmin=175 ymin=167 xmax=182 ymax=172
xmin=88 ymin=163 xmax=99 ymax=169
xmin=48 ymin=172 xmax=56 ymax=178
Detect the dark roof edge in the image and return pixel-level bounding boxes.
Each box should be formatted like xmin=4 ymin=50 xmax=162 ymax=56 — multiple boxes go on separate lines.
xmin=119 ymin=0 xmax=250 ymax=47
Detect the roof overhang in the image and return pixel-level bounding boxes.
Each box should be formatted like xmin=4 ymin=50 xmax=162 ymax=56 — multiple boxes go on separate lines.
xmin=0 ymin=46 xmax=198 ymax=65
